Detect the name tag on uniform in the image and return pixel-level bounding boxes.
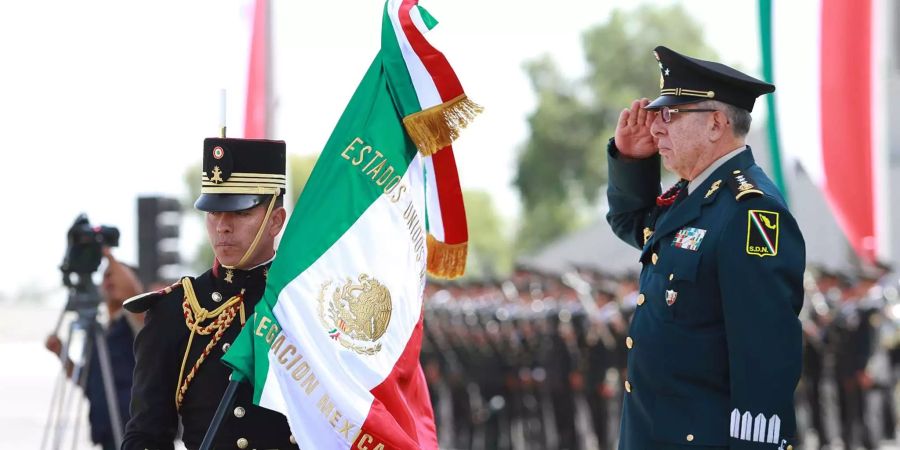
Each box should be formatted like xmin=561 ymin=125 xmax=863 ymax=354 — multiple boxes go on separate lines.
xmin=673 ymin=227 xmax=706 ymax=251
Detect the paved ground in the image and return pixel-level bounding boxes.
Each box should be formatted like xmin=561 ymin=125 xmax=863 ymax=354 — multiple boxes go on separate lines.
xmin=0 ymin=302 xmax=95 ymax=449
xmin=0 ymin=301 xmax=188 ymax=450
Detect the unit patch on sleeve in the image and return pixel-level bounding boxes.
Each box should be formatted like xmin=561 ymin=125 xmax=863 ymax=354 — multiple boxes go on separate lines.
xmin=746 ymin=210 xmax=779 ymax=257
xmin=673 ymin=227 xmax=706 ymax=251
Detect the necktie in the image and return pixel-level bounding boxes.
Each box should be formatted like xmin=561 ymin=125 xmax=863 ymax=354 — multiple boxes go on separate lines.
xmin=656 ymin=179 xmax=688 ymax=207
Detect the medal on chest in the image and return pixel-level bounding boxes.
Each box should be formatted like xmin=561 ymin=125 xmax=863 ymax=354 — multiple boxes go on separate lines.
xmin=666 ymin=289 xmax=678 ymax=306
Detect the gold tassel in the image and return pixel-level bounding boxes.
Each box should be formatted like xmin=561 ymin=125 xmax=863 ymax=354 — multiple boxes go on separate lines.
xmin=426 ymin=234 xmax=468 ymax=279
xmin=403 ymin=94 xmax=483 ymax=156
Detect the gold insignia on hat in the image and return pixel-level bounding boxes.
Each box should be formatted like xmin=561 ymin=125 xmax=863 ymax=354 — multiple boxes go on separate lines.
xmin=210 ymin=166 xmax=224 ymax=184
xmin=658 ymin=59 xmax=667 ymax=89
xmin=659 ymin=88 xmax=715 ymax=99
xmin=705 ymin=179 xmax=722 ymax=199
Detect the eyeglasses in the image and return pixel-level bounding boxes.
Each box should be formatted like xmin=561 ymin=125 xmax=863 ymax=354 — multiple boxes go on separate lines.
xmin=659 ymin=106 xmax=718 ymax=123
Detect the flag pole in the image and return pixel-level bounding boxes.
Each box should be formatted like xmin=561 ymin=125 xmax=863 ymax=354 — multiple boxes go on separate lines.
xmin=198 ymin=377 xmax=241 ymax=450
xmin=758 ymin=0 xmax=788 ymax=204
xmin=197 ymin=88 xmax=240 ymax=450
xmin=220 ymin=88 xmax=227 ymax=138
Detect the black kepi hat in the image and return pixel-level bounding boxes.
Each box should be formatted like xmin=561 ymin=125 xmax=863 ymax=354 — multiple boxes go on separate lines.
xmin=195 ymin=138 xmax=286 ymax=212
xmin=646 ymin=46 xmax=775 ymax=112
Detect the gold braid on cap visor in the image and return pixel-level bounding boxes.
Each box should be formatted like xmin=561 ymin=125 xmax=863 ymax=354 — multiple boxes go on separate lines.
xmin=659 ymin=88 xmax=716 ymax=99
xmin=201 ymin=171 xmax=286 ymax=194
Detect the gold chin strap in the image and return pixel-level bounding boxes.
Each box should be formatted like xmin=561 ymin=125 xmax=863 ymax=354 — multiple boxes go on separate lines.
xmin=222 ymin=191 xmax=279 ymax=270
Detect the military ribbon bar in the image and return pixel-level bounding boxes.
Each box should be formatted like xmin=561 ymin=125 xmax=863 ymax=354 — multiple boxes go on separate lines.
xmin=672 ymin=227 xmax=706 ymax=251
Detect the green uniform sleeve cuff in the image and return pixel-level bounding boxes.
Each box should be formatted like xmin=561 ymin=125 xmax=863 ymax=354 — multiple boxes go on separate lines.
xmin=729 ymin=438 xmax=796 ymax=450
xmin=606 ymin=137 xmax=661 ymax=202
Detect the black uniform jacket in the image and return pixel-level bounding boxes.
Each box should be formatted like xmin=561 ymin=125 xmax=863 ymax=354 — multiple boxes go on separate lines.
xmin=122 ymin=263 xmax=299 ymax=450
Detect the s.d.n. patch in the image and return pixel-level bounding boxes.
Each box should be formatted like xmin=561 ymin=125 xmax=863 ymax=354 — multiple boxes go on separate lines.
xmin=746 ymin=210 xmax=779 ymax=257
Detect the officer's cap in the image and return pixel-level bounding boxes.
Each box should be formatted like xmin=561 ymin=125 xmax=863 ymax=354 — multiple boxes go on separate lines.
xmin=646 ymin=46 xmax=775 ymax=112
xmin=195 ymin=138 xmax=286 ymax=212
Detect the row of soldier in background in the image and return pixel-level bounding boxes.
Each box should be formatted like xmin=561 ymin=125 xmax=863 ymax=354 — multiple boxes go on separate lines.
xmin=801 ymin=262 xmax=900 ymax=450
xmin=419 ymin=262 xmax=900 ymax=450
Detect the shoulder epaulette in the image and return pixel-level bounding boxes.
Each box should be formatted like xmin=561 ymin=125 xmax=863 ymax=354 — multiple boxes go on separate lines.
xmin=123 ymin=279 xmax=185 ymax=313
xmin=726 ymin=169 xmax=764 ymax=201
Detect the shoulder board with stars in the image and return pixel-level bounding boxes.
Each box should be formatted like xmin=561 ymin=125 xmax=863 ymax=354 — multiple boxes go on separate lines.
xmin=123 ymin=278 xmax=186 ymax=313
xmin=726 ymin=169 xmax=764 ymax=201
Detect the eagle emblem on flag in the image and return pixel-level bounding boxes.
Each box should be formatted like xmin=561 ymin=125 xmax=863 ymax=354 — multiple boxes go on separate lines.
xmin=317 ymin=274 xmax=393 ymax=356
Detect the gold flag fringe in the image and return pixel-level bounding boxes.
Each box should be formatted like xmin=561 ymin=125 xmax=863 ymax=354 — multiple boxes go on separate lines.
xmin=426 ymin=234 xmax=468 ymax=279
xmin=403 ymin=94 xmax=483 ymax=156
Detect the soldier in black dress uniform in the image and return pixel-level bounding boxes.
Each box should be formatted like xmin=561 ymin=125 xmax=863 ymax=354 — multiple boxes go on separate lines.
xmin=121 ymin=138 xmax=299 ymax=450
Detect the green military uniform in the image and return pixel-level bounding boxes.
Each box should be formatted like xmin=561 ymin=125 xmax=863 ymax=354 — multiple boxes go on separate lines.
xmin=607 ymin=47 xmax=806 ymax=450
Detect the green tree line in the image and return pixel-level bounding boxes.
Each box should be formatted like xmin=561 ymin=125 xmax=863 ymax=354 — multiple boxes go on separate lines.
xmin=181 ymin=5 xmax=714 ymax=279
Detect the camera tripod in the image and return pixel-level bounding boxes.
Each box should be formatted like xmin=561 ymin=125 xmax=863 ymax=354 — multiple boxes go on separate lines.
xmin=40 ymin=272 xmax=124 ymax=450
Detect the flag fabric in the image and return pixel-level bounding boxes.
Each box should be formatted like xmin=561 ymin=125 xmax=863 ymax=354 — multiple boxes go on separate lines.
xmin=244 ymin=0 xmax=271 ymax=138
xmin=221 ymin=1 xmax=480 ymax=449
xmin=764 ymin=0 xmax=890 ymax=263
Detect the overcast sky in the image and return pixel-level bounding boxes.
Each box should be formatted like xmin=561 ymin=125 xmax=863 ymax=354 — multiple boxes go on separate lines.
xmin=0 ymin=0 xmax=759 ymax=301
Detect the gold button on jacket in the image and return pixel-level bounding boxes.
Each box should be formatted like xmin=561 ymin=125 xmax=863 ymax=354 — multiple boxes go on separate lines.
xmin=606 ymin=144 xmax=804 ymax=449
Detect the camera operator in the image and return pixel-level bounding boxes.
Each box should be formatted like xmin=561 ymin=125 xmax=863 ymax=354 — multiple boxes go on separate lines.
xmin=45 ymin=247 xmax=144 ymax=450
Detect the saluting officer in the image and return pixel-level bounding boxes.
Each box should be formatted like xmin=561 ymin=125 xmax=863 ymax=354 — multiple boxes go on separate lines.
xmin=606 ymin=46 xmax=805 ymax=449
xmin=121 ymin=138 xmax=298 ymax=450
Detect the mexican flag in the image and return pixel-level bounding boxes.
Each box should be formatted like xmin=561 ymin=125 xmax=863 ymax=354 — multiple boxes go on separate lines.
xmin=221 ymin=0 xmax=480 ymax=449
xmin=761 ymin=0 xmax=891 ymax=262
xmin=243 ymin=0 xmax=271 ymax=139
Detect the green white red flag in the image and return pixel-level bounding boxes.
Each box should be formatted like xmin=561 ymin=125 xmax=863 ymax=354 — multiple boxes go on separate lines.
xmin=762 ymin=0 xmax=891 ymax=262
xmin=221 ymin=1 xmax=480 ymax=448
